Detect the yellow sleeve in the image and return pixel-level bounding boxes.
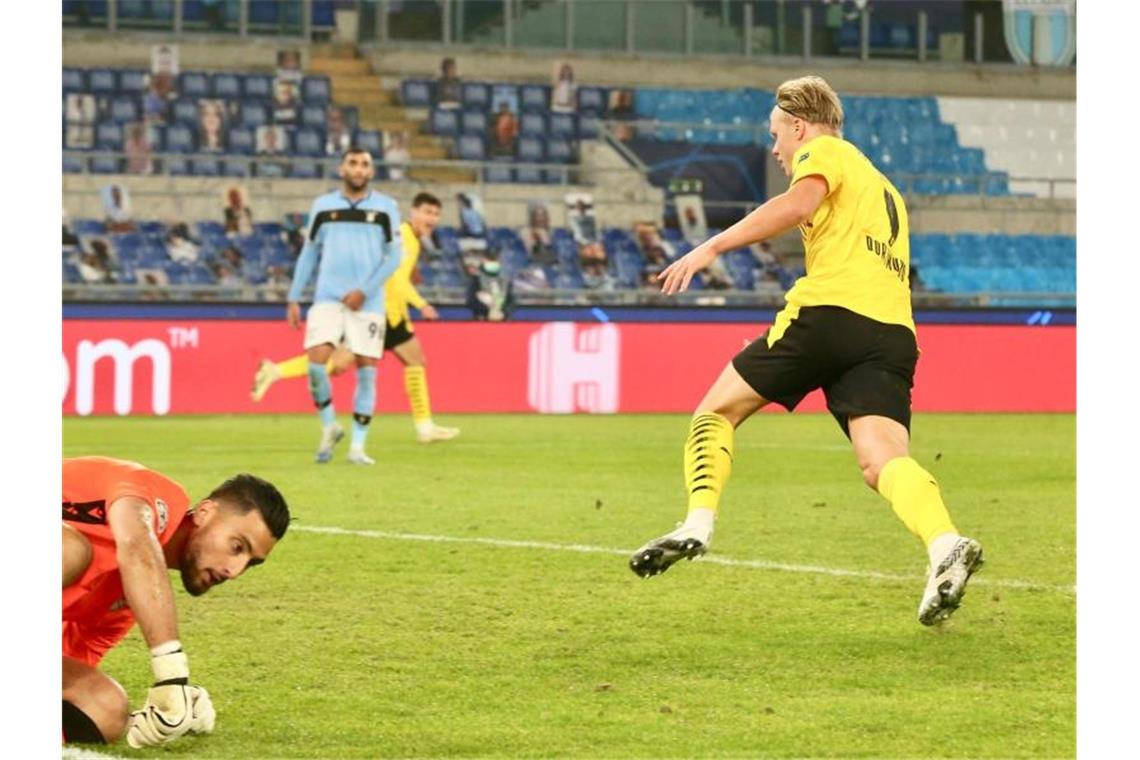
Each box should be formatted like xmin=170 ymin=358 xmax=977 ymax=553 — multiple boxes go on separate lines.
xmin=386 ymin=227 xmax=428 ymax=311
xmin=790 ymin=138 xmax=843 ymax=196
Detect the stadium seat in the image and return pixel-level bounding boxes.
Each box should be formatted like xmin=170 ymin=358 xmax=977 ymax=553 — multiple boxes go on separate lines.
xmin=244 ymin=74 xmax=273 ymax=99
xmin=94 ymin=123 xmax=124 ymax=150
xmin=294 ymin=127 xmax=324 ymax=157
xmin=240 ymin=101 xmax=270 ymax=128
xmin=517 ymin=135 xmax=545 ymax=162
xmin=520 ymin=85 xmax=549 ymax=113
xmin=164 ymin=123 xmax=196 ymax=153
xmin=577 ymin=87 xmax=605 ymax=114
xmin=179 ymin=72 xmax=210 ymax=98
xmin=118 ymin=69 xmax=148 ymax=95
xmin=108 ymin=96 xmax=140 ymax=123
xmin=302 ymin=77 xmax=331 ymax=104
xmin=462 ymin=109 xmax=488 ymax=135
xmin=546 ymin=137 xmax=573 ymax=162
xmin=222 ymin=157 xmax=251 ymax=177
xmin=227 ymin=126 xmax=255 ymax=155
xmin=520 ymin=112 xmax=546 ymax=136
xmin=430 ymin=108 xmax=459 ymax=136
xmin=211 ymin=73 xmax=242 ymax=99
xmin=515 ymin=166 xmax=544 ymax=184
xmin=301 ymin=104 xmax=327 ymax=129
xmin=401 ymin=79 xmax=433 ymax=107
xmin=484 ymin=163 xmax=514 ymax=183
xmin=191 ymin=157 xmax=220 ymax=176
xmin=63 ymin=68 xmax=86 ymax=93
xmin=549 ymin=112 xmax=577 ymax=139
xmin=170 ymin=98 xmax=199 ymax=126
xmin=88 ymin=68 xmax=116 ymax=95
xmin=457 ymin=134 xmax=487 ymax=161
xmin=462 ymin=83 xmax=490 ymax=110
xmin=355 ymin=129 xmax=382 ymax=155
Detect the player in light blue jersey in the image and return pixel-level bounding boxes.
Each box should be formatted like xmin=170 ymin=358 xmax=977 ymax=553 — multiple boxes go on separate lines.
xmin=286 ymin=147 xmax=403 ymax=464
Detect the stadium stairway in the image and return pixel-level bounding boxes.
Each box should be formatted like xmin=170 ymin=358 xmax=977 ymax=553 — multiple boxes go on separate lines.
xmin=309 ymin=44 xmax=473 ymax=184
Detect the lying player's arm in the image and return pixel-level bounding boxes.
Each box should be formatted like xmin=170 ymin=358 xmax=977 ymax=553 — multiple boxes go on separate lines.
xmin=658 ymin=176 xmax=828 ymax=294
xmin=107 ymin=496 xmax=179 ymax=647
xmin=107 ymin=497 xmax=216 ymax=748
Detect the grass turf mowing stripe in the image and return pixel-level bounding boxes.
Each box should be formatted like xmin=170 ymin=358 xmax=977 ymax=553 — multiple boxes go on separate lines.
xmin=294 ymin=524 xmax=1075 ymax=594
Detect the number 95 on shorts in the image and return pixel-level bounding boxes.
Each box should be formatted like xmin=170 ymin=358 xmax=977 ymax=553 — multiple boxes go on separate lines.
xmin=303 ymin=301 xmax=385 ymax=359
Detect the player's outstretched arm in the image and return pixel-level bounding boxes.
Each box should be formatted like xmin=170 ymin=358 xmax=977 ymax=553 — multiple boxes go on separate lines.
xmin=107 ymin=497 xmax=215 ymax=748
xmin=658 ymin=176 xmax=828 ymax=294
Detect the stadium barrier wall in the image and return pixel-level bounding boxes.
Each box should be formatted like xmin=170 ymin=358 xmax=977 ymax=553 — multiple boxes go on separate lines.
xmin=62 ymin=319 xmax=1074 ymax=416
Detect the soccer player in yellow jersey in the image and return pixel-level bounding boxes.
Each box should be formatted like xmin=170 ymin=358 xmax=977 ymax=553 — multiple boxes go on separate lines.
xmin=629 ymin=76 xmax=983 ymax=626
xmin=251 ymin=192 xmax=459 ymax=444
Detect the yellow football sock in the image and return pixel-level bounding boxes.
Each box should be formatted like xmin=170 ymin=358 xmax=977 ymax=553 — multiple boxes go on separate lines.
xmin=684 ymin=412 xmax=735 ymax=514
xmin=277 ymin=354 xmax=310 ymax=380
xmin=876 ymin=456 xmax=957 ymax=547
xmin=404 ymin=366 xmax=432 ymax=424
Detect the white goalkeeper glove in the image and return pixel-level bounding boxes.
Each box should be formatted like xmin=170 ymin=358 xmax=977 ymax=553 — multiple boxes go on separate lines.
xmin=126 ymin=644 xmax=216 ymax=748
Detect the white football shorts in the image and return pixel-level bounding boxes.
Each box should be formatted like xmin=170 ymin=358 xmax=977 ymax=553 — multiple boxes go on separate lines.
xmin=304 ymin=301 xmax=385 ymax=359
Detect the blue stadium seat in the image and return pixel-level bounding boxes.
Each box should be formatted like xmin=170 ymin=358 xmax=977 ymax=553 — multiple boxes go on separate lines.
xmin=179 ymin=72 xmax=210 ymax=99
xmin=483 ymin=163 xmax=513 ymax=183
xmin=240 ymin=101 xmax=270 ymax=128
xmin=302 ymin=77 xmax=331 ymax=104
xmin=401 ymin=79 xmax=433 ymax=107
xmin=95 ymin=123 xmax=124 ymax=150
xmin=211 ymin=73 xmax=242 ymax=99
xmin=170 ymin=98 xmax=198 ymax=126
xmin=578 ymin=115 xmax=600 ymax=140
xmin=191 ymin=157 xmax=220 ymax=176
xmin=520 ymin=112 xmax=546 ymax=136
xmin=515 ymin=166 xmax=544 ymax=184
xmin=118 ymin=69 xmax=148 ymax=95
xmin=577 ymin=87 xmax=605 ymax=114
xmin=462 ymin=83 xmax=489 ymax=110
xmin=546 ymin=137 xmax=573 ymax=162
xmin=90 ymin=155 xmax=121 ymax=174
xmin=294 ymin=127 xmax=324 ymax=157
xmin=462 ymin=109 xmax=488 ymax=135
xmin=517 ymin=135 xmax=545 ymax=162
xmin=457 ymin=134 xmax=486 ymax=161
xmin=165 ymin=157 xmax=192 ymax=176
xmin=430 ymin=108 xmax=459 ymax=136
xmin=108 ymin=96 xmax=140 ymax=123
xmin=549 ymin=112 xmax=576 ymax=139
xmin=222 ymin=158 xmax=252 ymax=177
xmin=63 ymin=68 xmax=86 ymax=93
xmin=227 ymin=126 xmax=255 ymax=155
xmin=355 ymin=129 xmax=382 ymax=155
xmin=301 ymin=104 xmax=327 ymax=129
xmin=520 ymin=85 xmax=549 ymax=113
xmin=164 ymin=123 xmax=196 ymax=153
xmin=244 ymin=74 xmax=273 ymax=99
xmin=89 ymin=68 xmax=116 ymax=95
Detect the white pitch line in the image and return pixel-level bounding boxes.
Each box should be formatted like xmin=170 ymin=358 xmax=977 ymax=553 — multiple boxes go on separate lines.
xmin=63 ymin=748 xmax=128 ymax=760
xmin=294 ymin=525 xmax=1075 ymax=595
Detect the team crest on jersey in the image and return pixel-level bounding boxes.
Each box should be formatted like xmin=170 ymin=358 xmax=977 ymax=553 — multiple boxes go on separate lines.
xmin=366 ymin=211 xmax=376 ymax=223
xmin=154 ymin=498 xmax=169 ymax=533
xmin=331 ymin=211 xmax=339 ymax=220
xmin=798 ymin=152 xmax=810 ymax=163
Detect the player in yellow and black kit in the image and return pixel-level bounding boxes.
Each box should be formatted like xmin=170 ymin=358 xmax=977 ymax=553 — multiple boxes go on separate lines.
xmin=629 ymin=76 xmax=983 ymax=627
xmin=252 ymin=192 xmax=459 ymax=444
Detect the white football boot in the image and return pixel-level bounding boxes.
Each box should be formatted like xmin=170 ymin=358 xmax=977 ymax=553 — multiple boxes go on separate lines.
xmin=347 ymin=446 xmax=375 ymax=465
xmin=917 ymin=536 xmax=985 ymax=626
xmin=250 ymin=359 xmax=280 ymax=402
xmin=314 ymin=423 xmax=345 ymax=464
xmin=417 ymin=424 xmax=461 ymax=444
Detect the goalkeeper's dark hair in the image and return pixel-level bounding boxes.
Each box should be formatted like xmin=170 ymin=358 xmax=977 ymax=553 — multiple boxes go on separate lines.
xmin=208 ymin=474 xmax=291 ymax=539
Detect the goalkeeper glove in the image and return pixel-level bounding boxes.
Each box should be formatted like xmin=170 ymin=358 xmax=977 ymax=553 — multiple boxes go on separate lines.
xmin=126 ymin=643 xmax=215 ymax=748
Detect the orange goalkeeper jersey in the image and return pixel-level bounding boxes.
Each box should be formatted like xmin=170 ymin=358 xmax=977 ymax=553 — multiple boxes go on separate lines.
xmin=62 ymin=457 xmax=191 ymax=664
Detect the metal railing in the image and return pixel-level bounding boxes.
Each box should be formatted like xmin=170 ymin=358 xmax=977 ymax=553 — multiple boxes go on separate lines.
xmin=64 ymin=1 xmax=1075 ymax=68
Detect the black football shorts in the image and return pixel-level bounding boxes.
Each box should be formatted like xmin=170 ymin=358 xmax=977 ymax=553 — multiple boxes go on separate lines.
xmin=731 ymin=305 xmax=918 ymax=437
xmin=383 ymin=317 xmax=415 ymax=351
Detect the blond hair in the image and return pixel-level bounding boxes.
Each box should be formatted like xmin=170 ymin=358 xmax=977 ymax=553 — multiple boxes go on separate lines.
xmin=775 ymin=76 xmax=844 ymax=131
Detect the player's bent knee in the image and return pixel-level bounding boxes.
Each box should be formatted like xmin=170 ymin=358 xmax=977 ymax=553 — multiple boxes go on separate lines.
xmin=860 ymin=461 xmax=884 ymax=490
xmin=63 ymin=673 xmax=129 ymax=743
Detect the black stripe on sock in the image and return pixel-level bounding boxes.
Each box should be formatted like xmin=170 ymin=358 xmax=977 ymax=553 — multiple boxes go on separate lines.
xmin=353 ymin=413 xmax=372 ymax=426
xmin=315 ymin=398 xmax=332 ymax=410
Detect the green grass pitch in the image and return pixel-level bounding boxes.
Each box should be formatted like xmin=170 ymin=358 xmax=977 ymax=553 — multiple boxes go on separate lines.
xmin=64 ymin=412 xmax=1075 ymax=758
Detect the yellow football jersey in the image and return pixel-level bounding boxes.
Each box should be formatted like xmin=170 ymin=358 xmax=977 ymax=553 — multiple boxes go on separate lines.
xmin=385 ymin=220 xmax=428 ymax=325
xmin=774 ymin=134 xmax=915 ymax=339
